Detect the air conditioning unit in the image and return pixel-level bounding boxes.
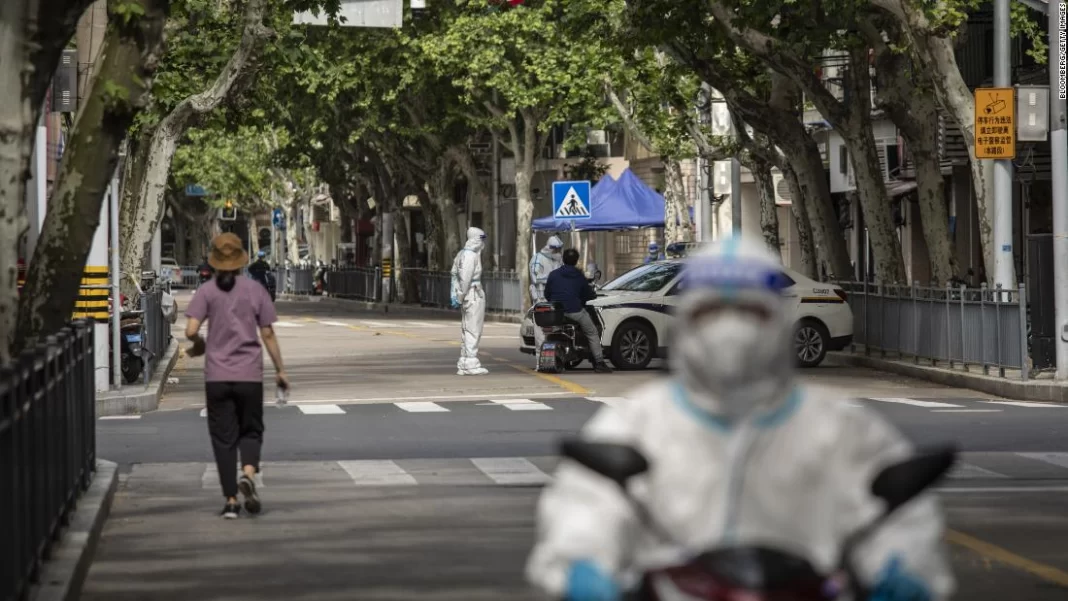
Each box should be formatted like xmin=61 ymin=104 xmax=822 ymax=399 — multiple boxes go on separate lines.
xmin=772 ymin=169 xmax=792 ymax=206
xmin=586 ymin=130 xmax=608 ymax=145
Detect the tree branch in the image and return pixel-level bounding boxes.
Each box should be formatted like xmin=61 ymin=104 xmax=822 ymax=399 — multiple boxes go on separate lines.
xmin=605 ymin=83 xmax=656 ymax=153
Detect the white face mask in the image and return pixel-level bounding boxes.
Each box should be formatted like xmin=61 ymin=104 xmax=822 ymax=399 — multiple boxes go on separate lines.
xmin=673 ymin=308 xmax=792 ymax=420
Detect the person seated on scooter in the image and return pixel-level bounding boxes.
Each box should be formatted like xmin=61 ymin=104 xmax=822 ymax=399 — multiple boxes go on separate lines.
xmin=543 ymin=249 xmax=612 ymax=374
xmin=248 ymin=251 xmax=271 ymax=282
xmin=526 ymin=236 xmax=952 ymax=601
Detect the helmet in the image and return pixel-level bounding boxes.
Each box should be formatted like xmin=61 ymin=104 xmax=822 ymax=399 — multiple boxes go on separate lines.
xmin=648 ymin=242 xmax=659 ymax=253
xmin=669 ymin=236 xmax=793 ymax=422
xmin=257 ymin=250 xmax=266 ymax=259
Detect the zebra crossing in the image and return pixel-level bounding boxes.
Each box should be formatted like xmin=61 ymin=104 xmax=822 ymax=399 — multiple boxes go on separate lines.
xmin=128 ymin=452 xmax=1068 ymax=491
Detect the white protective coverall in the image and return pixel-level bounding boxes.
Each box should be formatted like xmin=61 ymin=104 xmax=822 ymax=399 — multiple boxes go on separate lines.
xmin=451 ymin=227 xmax=488 ymax=376
xmin=527 ymin=237 xmax=954 ymax=601
xmin=530 ymin=235 xmax=564 ymax=358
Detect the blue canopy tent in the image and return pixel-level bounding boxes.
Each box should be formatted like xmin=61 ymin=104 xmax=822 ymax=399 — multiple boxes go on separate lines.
xmin=532 ymin=168 xmax=666 ymax=232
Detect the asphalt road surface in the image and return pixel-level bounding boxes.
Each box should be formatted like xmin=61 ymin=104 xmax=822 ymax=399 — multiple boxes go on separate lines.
xmin=83 ymin=295 xmax=1068 ymax=600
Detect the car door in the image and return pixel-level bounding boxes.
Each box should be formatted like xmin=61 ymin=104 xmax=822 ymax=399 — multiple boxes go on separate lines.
xmin=655 ymin=274 xmax=686 ymax=350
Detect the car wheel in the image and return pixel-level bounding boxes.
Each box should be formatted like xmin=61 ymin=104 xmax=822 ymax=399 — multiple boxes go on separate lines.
xmin=611 ymin=321 xmax=655 ymax=370
xmin=795 ymin=320 xmax=829 ymax=368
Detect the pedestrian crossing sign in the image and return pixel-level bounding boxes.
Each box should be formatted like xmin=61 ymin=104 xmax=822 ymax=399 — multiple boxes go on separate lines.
xmin=552 ymin=180 xmax=592 ymax=220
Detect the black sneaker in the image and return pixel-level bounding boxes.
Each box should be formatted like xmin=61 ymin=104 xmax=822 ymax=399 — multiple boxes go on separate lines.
xmin=594 ymin=362 xmax=613 ymax=374
xmin=221 ymin=502 xmax=240 ymax=519
xmin=238 ymin=474 xmax=261 ymax=515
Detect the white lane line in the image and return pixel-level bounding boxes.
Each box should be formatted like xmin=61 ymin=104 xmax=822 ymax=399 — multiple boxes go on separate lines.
xmin=587 ymin=396 xmax=629 ymax=409
xmin=358 ymin=320 xmax=392 ymax=328
xmin=99 ymin=415 xmax=142 ymax=420
xmin=867 ymin=397 xmax=965 ymax=408
xmin=983 ymin=401 xmax=1067 ymax=408
xmin=274 ymin=321 xmax=303 ymax=328
xmin=200 ymin=408 xmax=207 ymax=418
xmin=490 ymin=398 xmax=553 ymax=411
xmin=319 ymin=321 xmax=349 ymax=327
xmin=949 ymin=463 xmax=1009 ymax=479
xmin=298 ymin=404 xmax=345 ymax=415
xmin=1016 ymin=452 xmax=1068 ymax=469
xmin=471 ymin=457 xmax=552 ymax=485
xmin=403 ymin=321 xmax=447 ymax=328
xmin=286 ymin=391 xmax=573 ymax=405
xmin=395 ymin=401 xmax=450 ymax=413
xmin=932 ymin=409 xmax=1003 ymax=413
xmin=938 ymin=486 xmax=1068 ymax=493
xmin=338 ymin=460 xmax=417 ymax=486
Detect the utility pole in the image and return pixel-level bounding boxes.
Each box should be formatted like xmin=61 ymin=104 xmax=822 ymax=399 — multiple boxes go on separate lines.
xmin=730 ymin=157 xmax=742 ymax=235
xmin=1049 ymin=0 xmax=1068 ymax=379
xmin=992 ymin=0 xmax=1017 ymax=291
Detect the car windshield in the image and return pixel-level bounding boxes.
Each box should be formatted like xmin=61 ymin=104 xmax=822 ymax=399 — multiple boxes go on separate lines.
xmin=601 ymin=262 xmax=681 ymax=292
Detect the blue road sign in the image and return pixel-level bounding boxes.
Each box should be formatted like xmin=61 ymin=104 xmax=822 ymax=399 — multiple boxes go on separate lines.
xmin=552 ymin=180 xmax=592 ymax=220
xmin=185 ymin=184 xmax=207 ymax=196
xmin=272 ymin=208 xmax=285 ymax=229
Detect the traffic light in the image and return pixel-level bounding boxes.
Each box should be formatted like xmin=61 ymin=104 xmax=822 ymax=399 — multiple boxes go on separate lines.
xmin=220 ymin=200 xmax=237 ymax=221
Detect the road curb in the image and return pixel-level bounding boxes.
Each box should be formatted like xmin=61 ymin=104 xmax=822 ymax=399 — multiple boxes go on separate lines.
xmin=96 ymin=339 xmax=181 ymax=416
xmin=831 ymin=352 xmax=1068 ymax=403
xmin=316 ymin=296 xmax=523 ymax=324
xmin=29 ymin=460 xmax=118 ymax=601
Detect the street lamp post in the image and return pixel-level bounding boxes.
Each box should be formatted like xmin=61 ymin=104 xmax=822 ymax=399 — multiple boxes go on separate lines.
xmin=1049 ymin=0 xmax=1068 ymax=379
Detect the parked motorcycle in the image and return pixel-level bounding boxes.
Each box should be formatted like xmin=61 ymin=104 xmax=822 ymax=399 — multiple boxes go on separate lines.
xmin=557 ymin=439 xmax=957 ymax=601
xmin=313 ymin=262 xmax=327 ymax=295
xmin=111 ymin=309 xmax=146 ymax=385
xmin=533 ymin=301 xmax=602 ymax=373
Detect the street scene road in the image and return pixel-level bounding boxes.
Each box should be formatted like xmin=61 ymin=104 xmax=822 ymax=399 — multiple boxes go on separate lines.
xmin=80 ymin=295 xmax=1068 ymax=600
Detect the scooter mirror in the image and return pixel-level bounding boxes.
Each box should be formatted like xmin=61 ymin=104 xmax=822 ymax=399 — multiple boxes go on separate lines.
xmin=559 ymin=439 xmax=649 ymax=488
xmin=870 ymin=445 xmax=957 ymax=514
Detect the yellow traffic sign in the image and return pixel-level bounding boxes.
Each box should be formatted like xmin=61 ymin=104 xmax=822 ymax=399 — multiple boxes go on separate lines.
xmin=974 ymin=88 xmax=1016 ymax=159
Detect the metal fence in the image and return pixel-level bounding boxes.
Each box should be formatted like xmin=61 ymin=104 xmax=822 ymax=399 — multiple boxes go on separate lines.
xmin=277 ymin=268 xmax=314 ymax=295
xmin=1 ymin=321 xmax=96 ymax=601
xmin=839 ymin=281 xmax=1029 ymax=379
xmin=326 ymin=267 xmax=381 ymax=302
xmin=414 ymin=270 xmax=522 ymax=314
xmin=176 ymin=265 xmax=200 ymax=289
xmin=139 ymin=288 xmax=170 ymax=382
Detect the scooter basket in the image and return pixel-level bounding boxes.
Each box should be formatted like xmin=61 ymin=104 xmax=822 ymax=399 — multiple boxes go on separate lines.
xmin=532 ymin=302 xmax=565 ymax=327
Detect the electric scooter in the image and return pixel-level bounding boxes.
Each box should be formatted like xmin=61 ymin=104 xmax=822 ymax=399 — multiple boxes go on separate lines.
xmin=557 ymin=439 xmax=957 ymax=601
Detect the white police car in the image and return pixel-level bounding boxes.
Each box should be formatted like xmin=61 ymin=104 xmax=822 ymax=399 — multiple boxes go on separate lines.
xmin=519 ymin=260 xmax=853 ymax=370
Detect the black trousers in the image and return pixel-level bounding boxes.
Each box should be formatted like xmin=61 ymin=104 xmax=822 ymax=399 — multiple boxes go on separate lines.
xmin=205 ymin=382 xmax=264 ymax=498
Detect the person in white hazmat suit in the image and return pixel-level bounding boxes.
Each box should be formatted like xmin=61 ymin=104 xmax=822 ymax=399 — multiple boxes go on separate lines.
xmin=450 ymin=227 xmax=489 ymax=376
xmin=526 ymin=236 xmax=953 ymax=601
xmin=529 ymin=235 xmax=565 ymax=362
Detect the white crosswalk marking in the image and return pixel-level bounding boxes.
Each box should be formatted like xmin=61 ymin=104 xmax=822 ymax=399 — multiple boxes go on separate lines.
xmin=100 ymin=415 xmax=141 ymax=420
xmin=983 ymin=401 xmax=1067 ymax=408
xmin=395 ymin=401 xmax=449 ymax=413
xmin=1016 ymin=452 xmax=1068 ymax=469
xmin=470 ymin=457 xmax=552 ymax=485
xmin=298 ymin=404 xmax=345 ymax=415
xmin=587 ymin=396 xmax=629 ymax=409
xmin=273 ymin=321 xmax=303 ymax=328
xmin=867 ymin=397 xmax=965 ymax=408
xmin=338 ymin=460 xmax=417 ymax=486
xmin=199 ymin=408 xmax=207 ymax=418
xmin=319 ymin=321 xmax=349 ymax=327
xmin=359 ymin=320 xmax=392 ymax=328
xmin=490 ymin=399 xmax=552 ymax=411
xmin=201 ymin=464 xmax=264 ymax=489
xmin=403 ymin=321 xmax=446 ymax=328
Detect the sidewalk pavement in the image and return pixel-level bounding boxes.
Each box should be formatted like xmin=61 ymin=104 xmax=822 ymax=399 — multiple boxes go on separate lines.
xmin=833 ymin=349 xmax=1068 ymax=403
xmin=312 ymin=295 xmax=524 ymax=323
xmin=95 ymin=339 xmax=181 ymax=416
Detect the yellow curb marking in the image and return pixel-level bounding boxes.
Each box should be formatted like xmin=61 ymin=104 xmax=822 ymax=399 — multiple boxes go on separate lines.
xmin=946 ymin=529 xmax=1068 ymax=587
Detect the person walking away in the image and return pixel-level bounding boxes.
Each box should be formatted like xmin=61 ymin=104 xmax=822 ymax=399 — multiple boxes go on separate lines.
xmin=185 ymin=233 xmax=289 ymax=519
xmin=526 ymin=236 xmax=952 ymax=601
xmin=451 ymin=227 xmax=489 ymax=376
xmin=543 ymin=249 xmax=612 ymax=373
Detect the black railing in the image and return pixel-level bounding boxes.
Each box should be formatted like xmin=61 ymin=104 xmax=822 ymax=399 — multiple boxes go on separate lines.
xmin=0 ymin=321 xmax=96 ymax=601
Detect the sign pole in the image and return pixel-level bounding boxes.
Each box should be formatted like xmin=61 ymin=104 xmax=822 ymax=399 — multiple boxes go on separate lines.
xmin=1049 ymin=0 xmax=1068 ymax=379
xmin=992 ymin=0 xmax=1017 ymax=292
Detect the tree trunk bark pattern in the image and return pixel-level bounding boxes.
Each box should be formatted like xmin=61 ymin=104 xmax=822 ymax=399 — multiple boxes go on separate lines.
xmin=428 ymin=163 xmax=463 ymax=261
xmin=420 ymin=189 xmax=444 ymax=271
xmin=749 ymin=156 xmax=781 ymax=256
xmin=782 ymin=164 xmax=817 ymax=278
xmin=0 ymin=0 xmax=32 ymax=361
xmin=15 ymin=0 xmax=169 ymax=352
xmin=449 ymin=144 xmax=495 ymax=269
xmin=664 ymin=159 xmax=692 ymax=243
xmin=394 ymin=209 xmax=419 ymax=303
xmin=514 ymin=167 xmax=535 ymax=312
xmin=119 ymin=0 xmax=272 ymax=293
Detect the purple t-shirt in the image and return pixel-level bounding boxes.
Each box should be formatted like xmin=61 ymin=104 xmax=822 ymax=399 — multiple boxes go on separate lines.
xmin=185 ymin=276 xmax=277 ymax=382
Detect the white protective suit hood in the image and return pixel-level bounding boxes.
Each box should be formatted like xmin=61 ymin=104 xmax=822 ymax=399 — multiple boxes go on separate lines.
xmin=669 ymin=237 xmax=795 ymax=422
xmin=542 ymin=235 xmax=564 ymax=256
xmin=465 ymin=227 xmax=486 ymax=253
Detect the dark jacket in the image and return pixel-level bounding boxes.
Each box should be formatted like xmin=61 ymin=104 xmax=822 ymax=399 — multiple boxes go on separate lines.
xmin=544 ymin=265 xmax=596 ymax=314
xmin=248 ymin=259 xmax=270 ymax=277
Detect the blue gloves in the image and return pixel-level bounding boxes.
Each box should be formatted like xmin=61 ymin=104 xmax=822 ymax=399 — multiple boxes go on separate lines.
xmin=449 ymin=295 xmax=461 ymax=309
xmin=869 ymin=556 xmax=931 ymax=601
xmin=565 ymin=559 xmax=620 ymax=601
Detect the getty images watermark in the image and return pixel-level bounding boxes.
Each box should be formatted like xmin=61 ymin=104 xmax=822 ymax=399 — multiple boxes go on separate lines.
xmin=1060 ymin=1 xmax=1067 ymax=100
